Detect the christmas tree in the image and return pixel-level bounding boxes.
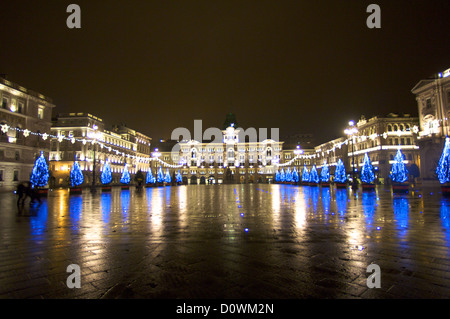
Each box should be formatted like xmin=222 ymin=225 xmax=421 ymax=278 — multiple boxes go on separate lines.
xmin=286 ymin=168 xmax=292 ymax=183
xmin=164 ymin=169 xmax=172 ymax=183
xmin=176 ymin=170 xmax=182 ymax=183
xmin=70 ymin=157 xmax=84 ymax=187
xmin=320 ymin=162 xmax=330 ymax=183
xmin=302 ymin=165 xmax=310 ymax=183
xmin=389 ymin=149 xmax=408 ymax=183
xmin=101 ymin=160 xmax=112 ymax=185
xmin=361 ymin=153 xmax=375 ymax=184
xmin=310 ymin=165 xmax=319 ymax=184
xmin=292 ymin=167 xmax=299 ymax=183
xmin=436 ymin=138 xmax=450 ymax=184
xmin=30 ymin=151 xmax=49 ymax=188
xmin=280 ymin=168 xmax=286 ymax=183
xmin=146 ymin=167 xmax=155 ymax=185
xmin=157 ymin=166 xmax=164 ymax=184
xmin=120 ymin=164 xmax=131 ymax=184
xmin=334 ymin=159 xmax=347 ymax=183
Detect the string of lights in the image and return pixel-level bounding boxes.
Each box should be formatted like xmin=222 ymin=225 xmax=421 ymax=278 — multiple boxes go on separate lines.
xmin=0 ymin=123 xmax=421 ymax=169
xmin=0 ymin=124 xmax=184 ymax=168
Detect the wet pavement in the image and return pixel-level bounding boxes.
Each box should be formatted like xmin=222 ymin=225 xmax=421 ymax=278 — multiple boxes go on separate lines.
xmin=0 ymin=183 xmax=450 ymax=299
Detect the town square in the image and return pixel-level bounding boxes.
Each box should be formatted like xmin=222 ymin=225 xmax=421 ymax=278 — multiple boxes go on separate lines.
xmin=1 ymin=1 xmax=450 ymax=311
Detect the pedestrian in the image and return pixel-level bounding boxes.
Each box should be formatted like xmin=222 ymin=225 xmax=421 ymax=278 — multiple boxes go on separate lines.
xmin=16 ymin=182 xmax=28 ymax=207
xmin=27 ymin=185 xmax=41 ymax=205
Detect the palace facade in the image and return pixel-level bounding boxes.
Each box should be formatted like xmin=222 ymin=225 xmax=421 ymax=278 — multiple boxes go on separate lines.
xmin=412 ymin=67 xmax=450 ymax=180
xmin=0 ymin=76 xmax=55 ymax=192
xmin=152 ymin=123 xmax=284 ymax=184
xmin=49 ymin=113 xmax=152 ymax=188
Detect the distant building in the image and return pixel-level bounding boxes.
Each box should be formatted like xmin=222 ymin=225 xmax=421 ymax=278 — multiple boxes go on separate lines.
xmin=49 ymin=113 xmax=152 ymax=188
xmin=348 ymin=114 xmax=420 ymax=182
xmin=300 ymin=114 xmax=420 ymax=183
xmin=153 ymin=114 xmax=284 ymax=184
xmin=0 ymin=76 xmax=55 ymax=192
xmin=412 ymin=67 xmax=450 ymax=180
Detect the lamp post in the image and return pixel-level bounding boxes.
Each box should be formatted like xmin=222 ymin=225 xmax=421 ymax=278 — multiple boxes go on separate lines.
xmin=294 ymin=145 xmax=303 ymax=185
xmin=90 ymin=125 xmax=101 ymax=194
xmin=344 ymin=121 xmax=358 ymax=190
xmin=152 ymin=148 xmax=161 ymax=184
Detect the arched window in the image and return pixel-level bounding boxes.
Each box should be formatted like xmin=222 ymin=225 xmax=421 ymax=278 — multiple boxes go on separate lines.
xmin=393 ymin=124 xmax=398 ymax=131
xmin=266 ymin=148 xmax=272 ymax=157
xmin=388 ymin=125 xmax=392 ymax=132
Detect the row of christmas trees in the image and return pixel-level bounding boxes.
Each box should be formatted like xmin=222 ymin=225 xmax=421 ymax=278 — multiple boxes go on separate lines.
xmin=274 ymin=149 xmax=409 ymax=187
xmin=30 ymin=152 xmax=183 ymax=192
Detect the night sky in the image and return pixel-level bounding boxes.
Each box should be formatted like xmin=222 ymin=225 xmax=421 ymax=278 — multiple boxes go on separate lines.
xmin=1 ymin=0 xmax=450 ymax=144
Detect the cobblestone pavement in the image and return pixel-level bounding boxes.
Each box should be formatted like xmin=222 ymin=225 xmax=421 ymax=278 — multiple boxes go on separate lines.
xmin=0 ymin=184 xmax=449 ymax=299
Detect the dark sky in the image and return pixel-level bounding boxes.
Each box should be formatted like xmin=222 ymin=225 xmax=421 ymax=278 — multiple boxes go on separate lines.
xmin=1 ymin=0 xmax=450 ymax=144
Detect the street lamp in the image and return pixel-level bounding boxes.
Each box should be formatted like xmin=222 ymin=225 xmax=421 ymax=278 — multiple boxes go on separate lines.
xmin=294 ymin=145 xmax=303 ymax=177
xmin=152 ymin=148 xmax=161 ymax=183
xmin=344 ymin=121 xmax=358 ymax=190
xmin=90 ymin=126 xmax=102 ymax=194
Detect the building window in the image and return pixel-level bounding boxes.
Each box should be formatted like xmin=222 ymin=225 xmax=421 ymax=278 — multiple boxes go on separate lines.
xmin=13 ymin=170 xmax=19 ymax=181
xmin=15 ymin=151 xmax=20 ymax=161
xmin=0 ymin=169 xmax=3 ymax=181
xmin=18 ymin=102 xmax=24 ymax=113
xmin=2 ymin=97 xmax=8 ymax=109
xmin=38 ymin=107 xmax=44 ymax=120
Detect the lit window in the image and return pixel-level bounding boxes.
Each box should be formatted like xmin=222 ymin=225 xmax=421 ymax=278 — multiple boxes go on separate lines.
xmin=38 ymin=107 xmax=45 ymax=120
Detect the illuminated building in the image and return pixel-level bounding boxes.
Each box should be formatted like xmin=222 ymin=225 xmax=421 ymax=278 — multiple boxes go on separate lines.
xmin=49 ymin=113 xmax=152 ymax=187
xmin=153 ymin=114 xmax=284 ymax=184
xmin=0 ymin=76 xmax=55 ymax=192
xmin=412 ymin=67 xmax=450 ymax=181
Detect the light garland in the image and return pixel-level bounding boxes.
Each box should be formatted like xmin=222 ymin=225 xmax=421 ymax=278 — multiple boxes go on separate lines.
xmin=0 ymin=125 xmax=184 ymax=169
xmin=1 ymin=124 xmax=422 ymax=169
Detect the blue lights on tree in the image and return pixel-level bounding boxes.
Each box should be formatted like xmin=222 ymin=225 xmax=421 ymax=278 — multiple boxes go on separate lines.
xmin=334 ymin=159 xmax=347 ymax=183
xmin=302 ymin=165 xmax=310 ymax=183
xmin=320 ymin=162 xmax=330 ymax=183
xmin=280 ymin=168 xmax=286 ymax=182
xmin=389 ymin=149 xmax=408 ymax=183
xmin=176 ymin=170 xmax=182 ymax=183
xmin=30 ymin=151 xmax=49 ymax=188
xmin=120 ymin=164 xmax=131 ymax=184
xmin=157 ymin=167 xmax=164 ymax=184
xmin=292 ymin=167 xmax=299 ymax=183
xmin=436 ymin=138 xmax=450 ymax=184
xmin=164 ymin=169 xmax=171 ymax=183
xmin=101 ymin=160 xmax=112 ymax=185
xmin=310 ymin=165 xmax=319 ymax=184
xmin=361 ymin=153 xmax=375 ymax=184
xmin=146 ymin=167 xmax=155 ymax=184
xmin=286 ymin=168 xmax=292 ymax=183
xmin=70 ymin=158 xmax=84 ymax=187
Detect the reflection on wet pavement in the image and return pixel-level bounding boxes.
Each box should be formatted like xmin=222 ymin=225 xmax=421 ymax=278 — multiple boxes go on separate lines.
xmin=0 ymin=184 xmax=449 ymax=298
